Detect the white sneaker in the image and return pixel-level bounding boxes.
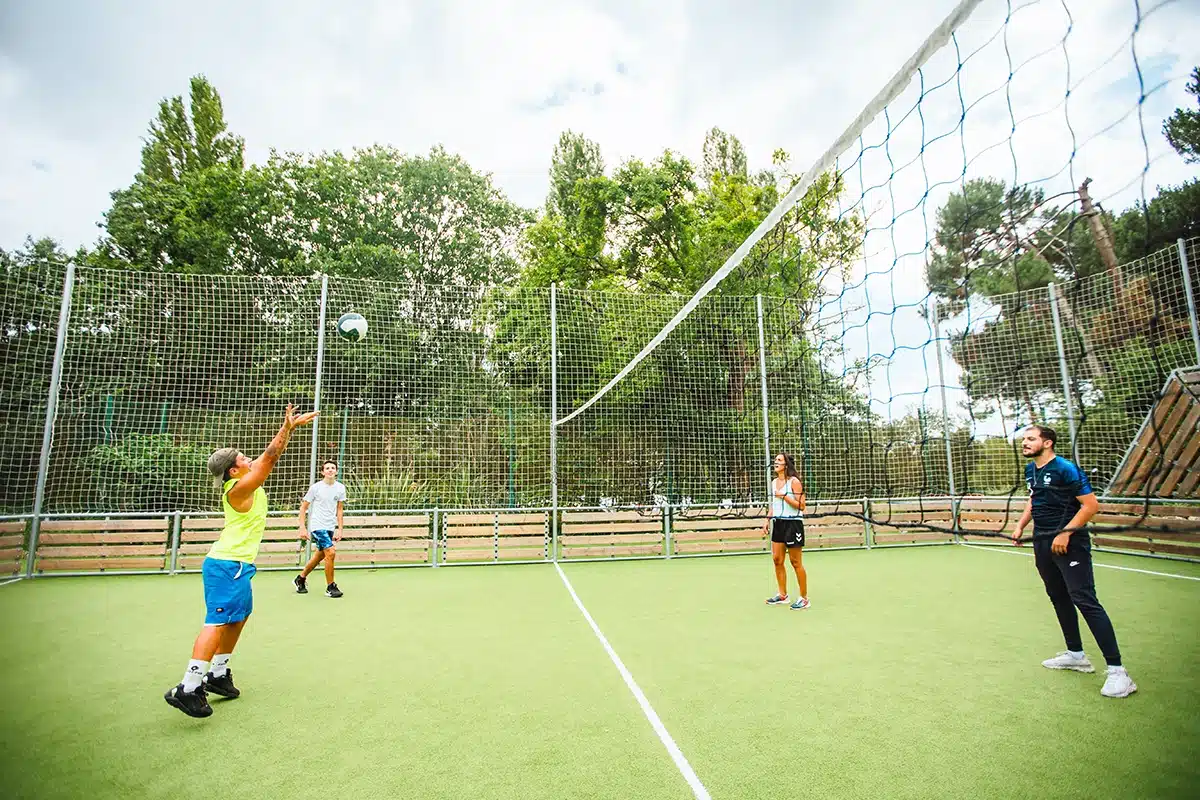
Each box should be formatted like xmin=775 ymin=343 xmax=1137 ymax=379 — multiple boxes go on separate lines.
xmin=1042 ymin=651 xmax=1095 ymax=673
xmin=1100 ymin=667 xmax=1137 ymax=698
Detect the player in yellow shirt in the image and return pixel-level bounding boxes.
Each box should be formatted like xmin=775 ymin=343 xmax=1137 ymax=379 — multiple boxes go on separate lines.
xmin=164 ymin=404 xmax=317 ymax=718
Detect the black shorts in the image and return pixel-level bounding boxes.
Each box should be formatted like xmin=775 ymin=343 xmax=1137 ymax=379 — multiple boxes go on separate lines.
xmin=770 ymin=518 xmax=805 ymax=548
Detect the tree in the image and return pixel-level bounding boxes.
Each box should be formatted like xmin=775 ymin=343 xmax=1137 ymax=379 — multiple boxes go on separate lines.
xmin=928 ymin=176 xmax=1200 ymax=488
xmin=270 ymin=145 xmax=530 ymax=286
xmin=700 ymin=127 xmax=748 ymax=185
xmin=509 ymin=129 xmax=865 ymax=503
xmin=547 ymin=131 xmax=605 ymax=219
xmin=1108 ymin=179 xmax=1200 ymax=263
xmin=925 ymin=178 xmax=1056 ymax=318
xmin=94 ymin=76 xmax=270 ymax=273
xmin=927 ymin=178 xmax=1089 ymax=426
xmin=1163 ymin=67 xmax=1200 ymax=163
xmin=140 ymin=75 xmax=245 ymax=184
xmin=0 ymin=239 xmax=73 ymax=511
xmin=97 ymin=162 xmax=287 ymax=274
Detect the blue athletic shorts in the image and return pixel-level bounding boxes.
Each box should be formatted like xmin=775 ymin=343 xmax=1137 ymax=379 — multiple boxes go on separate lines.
xmin=310 ymin=529 xmax=335 ymax=551
xmin=202 ymin=557 xmax=256 ymax=625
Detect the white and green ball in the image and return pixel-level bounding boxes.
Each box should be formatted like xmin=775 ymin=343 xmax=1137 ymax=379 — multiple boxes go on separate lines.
xmin=336 ymin=312 xmax=368 ymax=343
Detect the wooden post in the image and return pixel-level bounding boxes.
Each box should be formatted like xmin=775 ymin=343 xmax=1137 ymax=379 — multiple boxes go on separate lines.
xmin=1041 ymin=178 xmax=1109 ymax=381
xmin=1078 ymin=178 xmax=1121 ymax=298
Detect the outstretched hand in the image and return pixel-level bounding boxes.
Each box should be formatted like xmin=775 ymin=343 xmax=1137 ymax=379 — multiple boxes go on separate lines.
xmin=284 ymin=404 xmax=320 ymax=430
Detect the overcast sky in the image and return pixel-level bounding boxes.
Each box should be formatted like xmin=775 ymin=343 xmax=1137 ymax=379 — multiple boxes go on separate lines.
xmin=821 ymin=0 xmax=1200 ymax=441
xmin=0 ymin=0 xmax=981 ymax=251
xmin=2 ymin=0 xmax=1198 ymax=449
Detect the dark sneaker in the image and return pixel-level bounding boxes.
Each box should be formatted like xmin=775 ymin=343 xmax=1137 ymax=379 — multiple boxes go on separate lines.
xmin=294 ymin=574 xmax=307 ymax=594
xmin=164 ymin=683 xmax=212 ymax=718
xmin=765 ymin=594 xmax=789 ymax=605
xmin=203 ymin=670 xmax=240 ymax=699
xmin=326 ymin=582 xmax=343 ymax=598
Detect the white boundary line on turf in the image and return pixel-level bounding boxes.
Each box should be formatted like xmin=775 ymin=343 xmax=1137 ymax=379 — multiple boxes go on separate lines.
xmin=963 ymin=544 xmax=1200 ymax=581
xmin=0 ymin=577 xmax=23 ymax=588
xmin=554 ymin=563 xmax=711 ymax=800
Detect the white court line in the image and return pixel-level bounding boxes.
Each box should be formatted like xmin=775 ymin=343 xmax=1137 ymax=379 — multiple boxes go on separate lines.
xmin=964 ymin=544 xmax=1200 ymax=581
xmin=554 ymin=563 xmax=711 ymax=800
xmin=0 ymin=577 xmax=24 ymax=588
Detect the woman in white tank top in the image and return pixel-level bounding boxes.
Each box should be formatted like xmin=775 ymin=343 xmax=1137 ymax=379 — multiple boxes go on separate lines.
xmin=763 ymin=453 xmax=809 ymax=609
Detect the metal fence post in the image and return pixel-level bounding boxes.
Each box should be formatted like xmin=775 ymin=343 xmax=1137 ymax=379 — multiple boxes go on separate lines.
xmin=169 ymin=511 xmax=182 ymax=574
xmin=26 ymin=262 xmax=76 ymax=578
xmin=1178 ymin=238 xmax=1200 ymax=366
xmin=1048 ymin=282 xmax=1080 ymax=463
xmin=950 ymin=496 xmax=961 ymax=545
xmin=862 ymin=497 xmax=873 ymax=549
xmin=304 ymin=274 xmax=330 ymax=568
xmin=550 ymin=284 xmax=559 ymax=563
xmin=436 ymin=510 xmax=446 ymax=566
xmin=930 ymin=300 xmax=957 ymax=498
xmin=664 ymin=505 xmax=673 ymax=559
xmin=755 ymin=295 xmax=772 ymax=501
xmin=310 ymin=274 xmax=330 ymax=484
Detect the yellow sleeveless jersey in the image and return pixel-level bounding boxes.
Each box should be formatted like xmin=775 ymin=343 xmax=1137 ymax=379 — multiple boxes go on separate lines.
xmin=207 ymin=479 xmax=269 ymax=563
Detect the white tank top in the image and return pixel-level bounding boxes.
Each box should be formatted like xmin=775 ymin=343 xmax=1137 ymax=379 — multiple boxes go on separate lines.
xmin=771 ymin=477 xmax=803 ymax=518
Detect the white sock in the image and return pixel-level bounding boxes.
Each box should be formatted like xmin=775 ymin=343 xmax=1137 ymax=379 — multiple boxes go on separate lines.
xmin=1107 ymin=665 xmax=1126 ymax=674
xmin=182 ymin=659 xmax=208 ymax=692
xmin=1068 ymin=650 xmax=1085 ymax=660
xmin=211 ymin=654 xmax=231 ymax=678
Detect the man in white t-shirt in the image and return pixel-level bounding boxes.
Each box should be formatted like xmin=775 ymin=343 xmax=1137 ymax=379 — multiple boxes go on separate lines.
xmin=294 ymin=460 xmax=347 ymax=598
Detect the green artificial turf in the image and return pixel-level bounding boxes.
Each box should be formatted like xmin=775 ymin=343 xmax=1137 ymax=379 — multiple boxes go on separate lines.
xmin=0 ymin=544 xmax=1196 ymax=799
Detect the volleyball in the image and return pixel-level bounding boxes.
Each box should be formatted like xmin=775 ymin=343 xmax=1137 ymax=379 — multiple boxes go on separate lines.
xmin=336 ymin=312 xmax=368 ymax=342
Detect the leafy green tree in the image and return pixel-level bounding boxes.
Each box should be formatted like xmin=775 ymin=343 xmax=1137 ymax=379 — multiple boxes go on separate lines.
xmin=925 ymin=178 xmax=1056 ymax=317
xmin=928 ymin=175 xmax=1200 ymax=488
xmin=1108 ymin=179 xmax=1200 ymax=263
xmin=271 ymin=145 xmax=530 ymax=286
xmin=94 ymin=75 xmax=264 ymax=274
xmin=507 ymin=129 xmax=864 ymax=503
xmin=85 ymin=434 xmax=212 ymax=511
xmin=1163 ymin=67 xmax=1200 ymax=163
xmin=0 ymin=239 xmax=72 ymax=511
xmin=547 ymin=131 xmax=606 ymax=219
xmin=140 ymin=75 xmax=245 ymax=183
xmin=700 ymin=127 xmax=748 ymax=185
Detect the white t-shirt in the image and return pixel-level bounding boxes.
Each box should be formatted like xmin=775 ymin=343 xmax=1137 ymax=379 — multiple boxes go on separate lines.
xmin=304 ymin=480 xmax=347 ymax=532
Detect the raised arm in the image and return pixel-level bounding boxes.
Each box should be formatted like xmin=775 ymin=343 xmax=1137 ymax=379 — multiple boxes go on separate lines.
xmin=228 ymin=405 xmax=318 ymax=507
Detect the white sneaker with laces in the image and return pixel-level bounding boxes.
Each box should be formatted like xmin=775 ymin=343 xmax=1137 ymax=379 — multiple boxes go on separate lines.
xmin=1100 ymin=666 xmax=1137 ymax=698
xmin=1041 ymin=651 xmax=1095 ymax=673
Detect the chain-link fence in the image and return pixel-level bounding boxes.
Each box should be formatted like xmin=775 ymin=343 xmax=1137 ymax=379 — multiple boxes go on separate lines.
xmin=1 ymin=237 xmax=1197 ymax=518
xmin=944 ymin=237 xmax=1200 ymax=496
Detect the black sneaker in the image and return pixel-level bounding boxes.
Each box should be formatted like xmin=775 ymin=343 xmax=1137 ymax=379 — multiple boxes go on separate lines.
xmin=294 ymin=574 xmax=307 ymax=594
xmin=203 ymin=670 xmax=240 ymax=699
xmin=164 ymin=683 xmax=212 ymax=718
xmin=326 ymin=582 xmax=343 ymax=598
